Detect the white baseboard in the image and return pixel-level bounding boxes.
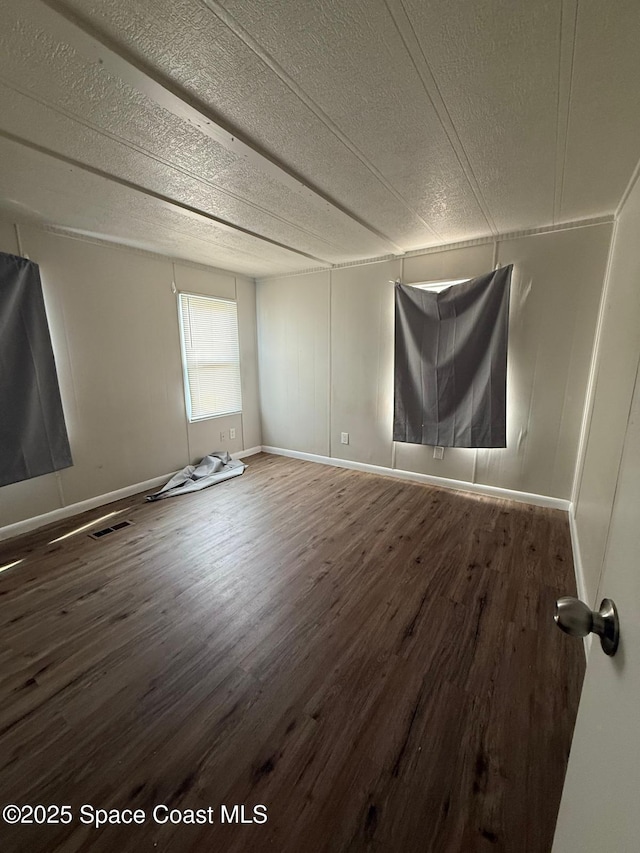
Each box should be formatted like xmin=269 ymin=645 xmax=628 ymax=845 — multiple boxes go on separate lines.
xmin=0 ymin=446 xmax=264 ymax=543
xmin=568 ymin=505 xmax=592 ymax=659
xmin=233 ymin=446 xmax=262 ymax=460
xmin=261 ymin=446 xmax=571 ymax=511
xmin=0 ymin=472 xmax=174 ymax=543
xmin=263 ymin=446 xmax=584 ymax=656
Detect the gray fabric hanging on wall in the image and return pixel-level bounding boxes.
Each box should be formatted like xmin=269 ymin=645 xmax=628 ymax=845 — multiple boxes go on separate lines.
xmin=393 ymin=265 xmax=512 ymax=448
xmin=0 ymin=251 xmax=72 ymax=487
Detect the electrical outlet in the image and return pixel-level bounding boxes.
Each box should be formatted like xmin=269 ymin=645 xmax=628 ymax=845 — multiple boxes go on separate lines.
xmin=433 ymin=446 xmax=444 ymax=459
xmin=220 ymin=431 xmax=226 ymax=442
xmin=229 ymin=428 xmax=236 ymax=440
xmin=341 ymin=432 xmax=349 ymax=445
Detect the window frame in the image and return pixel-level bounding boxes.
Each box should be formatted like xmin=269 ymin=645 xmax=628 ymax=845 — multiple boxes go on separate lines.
xmin=177 ymin=290 xmax=243 ymax=423
xmin=409 ymin=278 xmax=471 ymax=293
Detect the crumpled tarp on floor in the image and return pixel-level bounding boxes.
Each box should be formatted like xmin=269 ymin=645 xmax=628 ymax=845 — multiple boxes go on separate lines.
xmin=146 ymin=451 xmax=246 ymax=501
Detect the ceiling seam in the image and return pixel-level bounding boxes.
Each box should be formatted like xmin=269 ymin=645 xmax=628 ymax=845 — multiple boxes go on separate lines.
xmin=384 ymin=0 xmax=498 ymax=235
xmin=0 ymin=128 xmax=331 ymax=266
xmin=256 ymin=215 xmax=614 ymax=281
xmin=37 ymin=0 xmax=403 ymax=254
xmin=0 ymin=75 xmax=350 ymax=256
xmin=553 ymin=0 xmax=579 ymax=224
xmin=44 ymin=223 xmax=290 ymax=269
xmin=199 ymin=0 xmax=443 ymax=242
xmin=30 ymin=223 xmax=276 ymax=277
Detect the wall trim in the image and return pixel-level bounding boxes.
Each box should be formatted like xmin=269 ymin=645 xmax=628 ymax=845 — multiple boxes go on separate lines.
xmin=261 ymin=446 xmax=571 ymax=510
xmin=0 ymin=472 xmax=174 ymax=543
xmin=2 ymin=215 xmax=258 ymax=286
xmin=29 ymin=222 xmax=259 ymax=282
xmin=256 ymin=215 xmax=615 ymax=282
xmin=568 ymin=506 xmax=589 ymax=605
xmin=0 ymin=447 xmax=263 ymax=543
xmin=568 ymin=505 xmax=592 ymax=659
xmin=571 ymin=219 xmax=619 ymax=505
xmin=234 ymin=446 xmax=262 ymax=460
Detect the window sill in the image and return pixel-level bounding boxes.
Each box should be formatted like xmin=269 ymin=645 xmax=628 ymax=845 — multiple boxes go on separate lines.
xmin=187 ymin=411 xmax=242 ymax=424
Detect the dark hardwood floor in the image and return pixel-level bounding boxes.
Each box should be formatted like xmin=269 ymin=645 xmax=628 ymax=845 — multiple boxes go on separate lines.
xmin=0 ymin=453 xmax=585 ymax=853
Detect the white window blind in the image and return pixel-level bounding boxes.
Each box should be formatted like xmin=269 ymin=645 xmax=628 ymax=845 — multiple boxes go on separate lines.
xmin=178 ymin=293 xmax=242 ymax=421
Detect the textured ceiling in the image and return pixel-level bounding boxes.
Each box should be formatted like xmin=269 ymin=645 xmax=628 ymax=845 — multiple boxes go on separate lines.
xmin=0 ymin=0 xmax=639 ymax=276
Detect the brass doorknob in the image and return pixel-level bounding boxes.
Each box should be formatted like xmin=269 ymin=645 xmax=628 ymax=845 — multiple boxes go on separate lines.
xmin=554 ymin=596 xmax=619 ymax=656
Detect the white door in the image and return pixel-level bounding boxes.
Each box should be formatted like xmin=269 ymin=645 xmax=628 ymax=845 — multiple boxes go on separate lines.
xmin=552 ymin=364 xmax=640 ymax=852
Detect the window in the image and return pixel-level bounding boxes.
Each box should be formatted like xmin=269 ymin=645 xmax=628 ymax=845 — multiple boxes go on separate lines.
xmin=411 ymin=278 xmax=470 ymax=292
xmin=178 ymin=293 xmax=242 ymax=421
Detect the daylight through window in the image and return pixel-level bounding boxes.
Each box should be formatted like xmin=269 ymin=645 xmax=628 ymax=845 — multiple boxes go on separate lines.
xmin=178 ymin=293 xmax=242 ymax=421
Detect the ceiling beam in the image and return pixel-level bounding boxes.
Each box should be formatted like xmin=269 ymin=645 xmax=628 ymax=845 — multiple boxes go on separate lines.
xmin=0 ymin=128 xmax=332 ymax=266
xmin=30 ymin=0 xmax=404 ymax=255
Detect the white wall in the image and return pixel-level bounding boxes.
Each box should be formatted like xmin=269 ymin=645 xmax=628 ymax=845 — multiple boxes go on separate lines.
xmin=1 ymin=214 xmax=620 ymax=533
xmin=257 ymin=270 xmax=330 ymax=455
xmin=572 ymin=177 xmax=640 ymax=606
xmin=552 ymin=312 xmax=640 ymax=853
xmin=257 ymin=223 xmax=613 ymax=501
xmin=331 ymin=259 xmax=399 ymax=467
xmin=0 ymin=222 xmax=261 ymax=531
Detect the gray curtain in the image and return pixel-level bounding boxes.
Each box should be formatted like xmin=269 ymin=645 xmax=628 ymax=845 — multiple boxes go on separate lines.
xmin=393 ymin=265 xmax=512 ymax=448
xmin=0 ymin=251 xmax=72 ymax=487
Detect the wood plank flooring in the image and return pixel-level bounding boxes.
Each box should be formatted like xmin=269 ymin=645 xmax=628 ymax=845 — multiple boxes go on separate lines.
xmin=0 ymin=453 xmax=585 ymax=853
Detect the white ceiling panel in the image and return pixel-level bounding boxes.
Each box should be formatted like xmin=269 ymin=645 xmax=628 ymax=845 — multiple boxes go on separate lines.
xmin=207 ymin=0 xmax=494 ymax=241
xmin=55 ymin=0 xmax=490 ymax=246
xmin=397 ymin=0 xmax=561 ymax=231
xmin=0 ymin=82 xmax=380 ymax=264
xmin=1 ymin=0 xmax=640 ymax=276
xmin=0 ymin=136 xmax=315 ymax=276
xmin=0 ymin=3 xmax=393 ymax=263
xmin=560 ymin=0 xmax=640 ymax=219
xmin=0 ymin=17 xmax=236 ymax=180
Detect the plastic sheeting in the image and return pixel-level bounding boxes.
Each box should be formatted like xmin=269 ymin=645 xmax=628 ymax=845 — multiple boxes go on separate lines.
xmin=146 ymin=451 xmax=246 ymax=501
